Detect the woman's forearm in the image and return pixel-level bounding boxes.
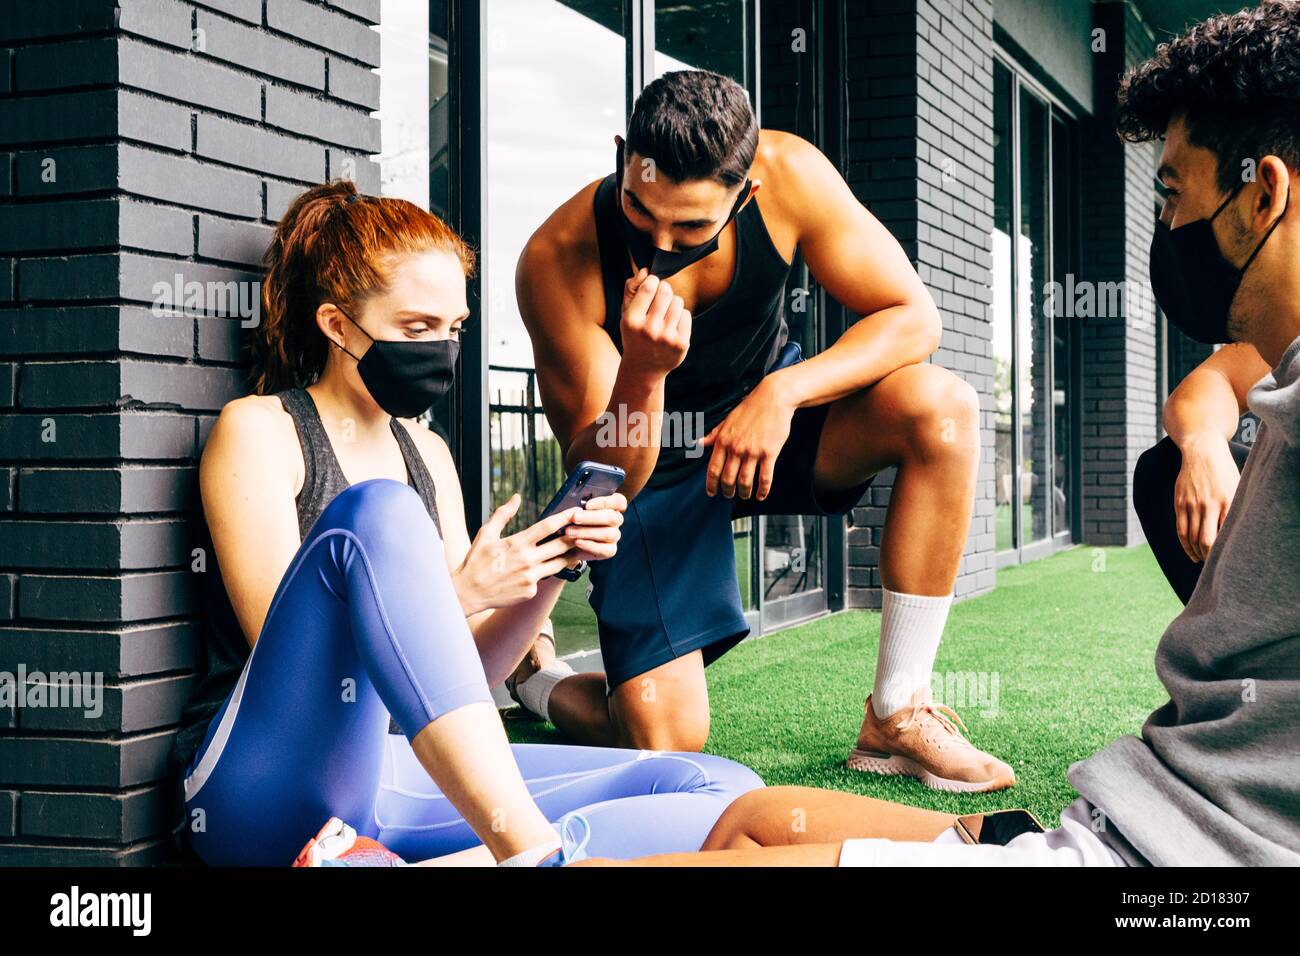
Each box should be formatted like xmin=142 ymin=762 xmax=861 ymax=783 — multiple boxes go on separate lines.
xmin=468 ymin=576 xmax=565 ymax=687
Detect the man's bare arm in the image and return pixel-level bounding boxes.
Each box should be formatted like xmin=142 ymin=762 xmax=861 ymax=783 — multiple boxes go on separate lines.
xmin=517 ymin=236 xmax=689 ymax=499
xmin=1164 ymin=342 xmax=1270 ymax=446
xmin=761 ymin=136 xmax=942 ymax=409
xmin=1161 ymin=342 xmax=1271 ymax=561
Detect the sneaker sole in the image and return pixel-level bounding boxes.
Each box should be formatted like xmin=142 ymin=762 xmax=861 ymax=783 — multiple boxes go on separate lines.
xmin=846 ymin=748 xmax=1013 ymax=793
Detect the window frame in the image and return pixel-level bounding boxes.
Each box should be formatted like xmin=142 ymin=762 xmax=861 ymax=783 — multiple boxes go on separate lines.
xmin=437 ymin=0 xmax=848 ymax=636
xmin=992 ymin=46 xmax=1082 ymax=568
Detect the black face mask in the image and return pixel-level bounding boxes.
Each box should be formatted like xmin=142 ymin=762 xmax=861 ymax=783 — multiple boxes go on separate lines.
xmin=336 ymin=310 xmax=459 ymax=418
xmin=615 ymin=142 xmax=752 ymax=279
xmin=1149 ymin=182 xmax=1289 ymax=344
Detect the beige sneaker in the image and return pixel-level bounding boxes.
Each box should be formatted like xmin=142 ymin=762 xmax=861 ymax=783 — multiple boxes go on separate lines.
xmin=846 ymin=688 xmax=1015 ymax=793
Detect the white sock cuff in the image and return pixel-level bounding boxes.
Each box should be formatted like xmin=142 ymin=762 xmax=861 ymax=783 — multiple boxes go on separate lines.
xmin=497 ymin=838 xmax=563 ymax=867
xmin=516 ymin=659 xmax=575 ymax=721
xmin=882 ymin=587 xmax=954 ymax=611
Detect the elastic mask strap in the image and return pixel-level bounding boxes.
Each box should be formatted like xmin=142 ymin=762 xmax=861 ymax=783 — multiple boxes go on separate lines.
xmin=1237 ymin=184 xmax=1290 ymax=277
xmin=334 ymin=307 xmax=373 ymax=363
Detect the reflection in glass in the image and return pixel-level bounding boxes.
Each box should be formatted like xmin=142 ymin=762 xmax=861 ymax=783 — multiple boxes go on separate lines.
xmin=1051 ymin=116 xmax=1073 ymax=536
xmin=426 ymin=0 xmax=453 ymax=444
xmin=991 ymin=60 xmax=1014 ymax=551
xmin=756 ymin=0 xmax=821 ymax=606
xmin=429 ymin=0 xmax=450 ymax=219
xmin=655 ymin=0 xmax=749 ymax=81
xmin=651 ymin=0 xmax=755 ymax=608
xmin=1019 ymin=86 xmax=1050 ymax=545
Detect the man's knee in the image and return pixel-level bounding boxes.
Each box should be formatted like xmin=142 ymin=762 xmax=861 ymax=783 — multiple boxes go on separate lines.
xmin=620 ymin=717 xmax=710 ymax=753
xmin=612 ymin=688 xmax=711 ymax=752
xmin=887 ymin=364 xmax=980 ymax=461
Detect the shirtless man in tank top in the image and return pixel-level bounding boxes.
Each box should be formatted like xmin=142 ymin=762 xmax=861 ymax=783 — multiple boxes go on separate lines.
xmin=513 ymin=68 xmax=1014 ymax=793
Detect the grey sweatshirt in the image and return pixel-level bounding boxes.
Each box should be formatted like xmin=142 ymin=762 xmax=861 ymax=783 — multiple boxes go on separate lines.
xmin=1068 ymin=333 xmax=1300 ymax=867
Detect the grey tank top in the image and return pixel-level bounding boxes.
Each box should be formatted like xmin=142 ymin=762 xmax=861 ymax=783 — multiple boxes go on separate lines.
xmin=277 ymin=387 xmax=442 ymax=538
xmin=169 ymin=388 xmax=442 ymax=775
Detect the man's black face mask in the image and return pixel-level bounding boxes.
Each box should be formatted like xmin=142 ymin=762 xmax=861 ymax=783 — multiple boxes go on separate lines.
xmin=615 ymin=142 xmax=751 ymax=279
xmin=1149 ymin=180 xmax=1290 ymax=345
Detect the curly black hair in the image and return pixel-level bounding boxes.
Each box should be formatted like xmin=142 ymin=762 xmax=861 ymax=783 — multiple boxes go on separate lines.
xmin=1116 ymin=0 xmax=1300 ymax=193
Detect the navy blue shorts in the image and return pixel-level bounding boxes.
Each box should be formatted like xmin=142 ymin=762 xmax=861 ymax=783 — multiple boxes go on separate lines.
xmin=587 ymin=399 xmax=873 ymax=691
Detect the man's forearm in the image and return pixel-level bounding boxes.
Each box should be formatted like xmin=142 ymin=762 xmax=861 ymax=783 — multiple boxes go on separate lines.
xmin=765 ymin=303 xmax=940 ymax=409
xmin=1164 ymin=368 xmax=1242 ymax=449
xmin=564 ymin=362 xmax=667 ymax=499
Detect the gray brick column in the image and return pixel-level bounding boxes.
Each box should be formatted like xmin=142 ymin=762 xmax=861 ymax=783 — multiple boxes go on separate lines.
xmin=1078 ymin=0 xmax=1158 ymax=545
xmin=842 ymin=0 xmax=996 ymax=608
xmin=0 ymin=0 xmax=379 ymax=865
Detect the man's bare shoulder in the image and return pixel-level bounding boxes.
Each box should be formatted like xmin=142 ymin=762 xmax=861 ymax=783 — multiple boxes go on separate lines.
xmin=754 ymin=129 xmax=838 ymax=207
xmin=517 ymin=178 xmax=610 ymax=331
xmin=519 ymin=178 xmax=605 ymax=280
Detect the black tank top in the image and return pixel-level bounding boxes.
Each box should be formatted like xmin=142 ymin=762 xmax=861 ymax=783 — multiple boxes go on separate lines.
xmin=168 ymin=389 xmax=442 ymax=775
xmin=592 ymin=173 xmax=793 ymax=486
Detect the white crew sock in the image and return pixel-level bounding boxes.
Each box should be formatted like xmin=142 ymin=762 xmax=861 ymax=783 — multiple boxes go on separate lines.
xmin=515 ymin=659 xmax=576 ymax=722
xmin=497 ymin=838 xmax=563 ymax=867
xmin=870 ymin=587 xmax=953 ymax=718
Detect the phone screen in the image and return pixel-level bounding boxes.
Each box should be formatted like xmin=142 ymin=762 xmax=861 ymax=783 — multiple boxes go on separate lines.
xmin=976 ymin=810 xmax=1045 ymax=846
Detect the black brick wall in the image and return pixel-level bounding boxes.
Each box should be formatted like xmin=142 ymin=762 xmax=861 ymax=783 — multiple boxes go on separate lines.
xmin=1078 ymin=0 xmax=1158 ymax=545
xmin=0 ymin=0 xmax=379 ymax=865
xmin=841 ymin=0 xmax=997 ymax=608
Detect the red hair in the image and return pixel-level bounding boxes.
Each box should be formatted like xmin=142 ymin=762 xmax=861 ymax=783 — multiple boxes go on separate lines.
xmin=253 ymin=179 xmax=475 ymax=394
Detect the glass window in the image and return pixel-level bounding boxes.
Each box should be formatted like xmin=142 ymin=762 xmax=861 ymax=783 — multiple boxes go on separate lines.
xmin=991 ymin=60 xmax=1014 ymax=552
xmin=378 ymin=0 xmax=431 ymax=204
xmin=991 ymin=58 xmax=1077 ymax=556
xmin=428 ymin=0 xmax=451 ymax=220
xmin=1018 ymin=86 xmax=1050 ymax=545
xmin=483 ymin=0 xmax=626 ymax=654
xmin=757 ymin=0 xmax=821 ymax=607
xmin=653 ymin=0 xmax=756 ymax=610
xmin=1051 ymin=116 xmax=1075 ymax=536
xmin=655 ymin=0 xmax=749 ymax=82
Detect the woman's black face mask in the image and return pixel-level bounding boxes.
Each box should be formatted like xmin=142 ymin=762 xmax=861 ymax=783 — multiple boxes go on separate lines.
xmin=615 ymin=142 xmax=751 ymax=279
xmin=335 ymin=309 xmax=459 ymax=418
xmin=1149 ymin=181 xmax=1289 ymax=345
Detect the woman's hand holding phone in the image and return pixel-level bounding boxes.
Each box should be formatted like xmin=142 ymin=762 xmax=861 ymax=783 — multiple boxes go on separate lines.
xmin=452 ymin=494 xmax=583 ymax=616
xmin=560 ymin=492 xmax=627 ymax=562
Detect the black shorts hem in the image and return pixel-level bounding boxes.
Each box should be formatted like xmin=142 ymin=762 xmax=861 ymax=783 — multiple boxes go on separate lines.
xmin=602 ymin=620 xmax=751 ymax=693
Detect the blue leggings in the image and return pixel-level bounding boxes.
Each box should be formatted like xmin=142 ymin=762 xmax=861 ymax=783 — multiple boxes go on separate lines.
xmin=182 ymin=478 xmax=763 ymax=866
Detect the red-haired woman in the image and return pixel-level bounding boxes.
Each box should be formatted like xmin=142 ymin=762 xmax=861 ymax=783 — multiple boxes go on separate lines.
xmin=172 ymin=180 xmax=762 ymax=867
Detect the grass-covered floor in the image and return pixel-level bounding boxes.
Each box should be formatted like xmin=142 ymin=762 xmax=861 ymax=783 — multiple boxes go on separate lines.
xmin=509 ymin=545 xmax=1183 ymax=827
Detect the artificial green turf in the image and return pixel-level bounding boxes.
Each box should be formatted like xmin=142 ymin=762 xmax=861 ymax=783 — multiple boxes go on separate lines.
xmin=508 ymin=544 xmax=1183 ymax=827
